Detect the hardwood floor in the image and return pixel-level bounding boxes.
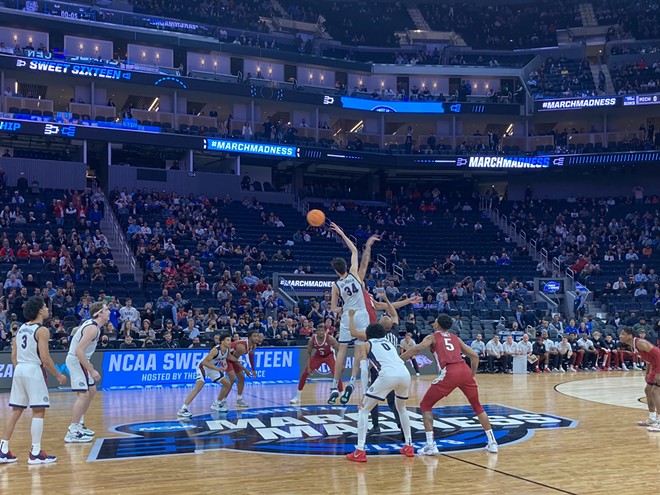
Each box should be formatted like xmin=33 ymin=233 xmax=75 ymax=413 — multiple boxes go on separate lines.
xmin=1 ymin=372 xmax=658 ymax=495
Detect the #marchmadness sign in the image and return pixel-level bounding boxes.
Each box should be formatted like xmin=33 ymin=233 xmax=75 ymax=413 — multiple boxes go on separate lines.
xmin=274 ymin=273 xmax=337 ymax=298
xmin=88 ymin=404 xmax=577 ymax=461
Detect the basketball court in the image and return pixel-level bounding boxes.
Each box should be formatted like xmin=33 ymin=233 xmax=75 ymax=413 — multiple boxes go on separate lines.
xmin=0 ymin=372 xmax=658 ymax=495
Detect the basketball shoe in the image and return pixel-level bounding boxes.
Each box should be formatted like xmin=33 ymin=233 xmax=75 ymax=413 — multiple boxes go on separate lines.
xmin=211 ymin=401 xmax=228 ymax=413
xmin=340 ymin=384 xmax=354 ymax=404
xmin=346 ymin=449 xmax=367 ymax=463
xmin=177 ymin=406 xmax=192 ymax=418
xmin=327 ymin=388 xmax=340 ymax=404
xmin=79 ymin=424 xmax=95 ymax=436
xmin=289 ymin=397 xmax=301 ymax=404
xmin=638 ymin=418 xmax=657 ymax=426
xmin=647 ymin=423 xmax=660 ymax=432
xmin=486 ymin=442 xmax=499 ymax=453
xmin=28 ymin=451 xmax=57 ymax=465
xmin=236 ymin=398 xmax=250 ymax=408
xmin=64 ymin=427 xmax=93 ymax=443
xmin=417 ymin=443 xmax=440 ymax=456
xmin=400 ymin=445 xmax=415 ymax=457
xmin=0 ymin=451 xmax=17 ymax=463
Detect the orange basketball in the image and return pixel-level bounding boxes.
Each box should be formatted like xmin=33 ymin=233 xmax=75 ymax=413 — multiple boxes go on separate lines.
xmin=307 ymin=209 xmax=326 ymax=227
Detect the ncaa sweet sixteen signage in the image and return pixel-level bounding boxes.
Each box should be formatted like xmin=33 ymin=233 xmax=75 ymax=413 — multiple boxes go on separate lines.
xmin=101 ymin=348 xmax=301 ymax=389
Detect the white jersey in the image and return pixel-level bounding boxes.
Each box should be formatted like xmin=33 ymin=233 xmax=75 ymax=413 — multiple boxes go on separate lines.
xmin=68 ymin=319 xmax=101 ymax=360
xmin=367 ymin=337 xmax=407 ymax=377
xmin=15 ymin=323 xmax=42 ymax=366
xmin=336 ymin=273 xmax=375 ymax=320
xmin=208 ymin=345 xmax=229 ymax=369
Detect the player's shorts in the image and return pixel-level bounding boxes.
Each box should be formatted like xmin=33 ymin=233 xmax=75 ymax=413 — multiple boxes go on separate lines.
xmin=196 ymin=365 xmax=223 ymax=383
xmin=9 ymin=363 xmax=49 ymax=409
xmin=338 ymin=310 xmax=370 ymax=345
xmin=226 ymin=359 xmax=245 ymax=374
xmin=646 ymin=367 xmax=659 ymax=386
xmin=66 ymin=354 xmax=96 ymax=392
xmin=365 ymin=371 xmax=411 ymax=401
xmin=420 ymin=362 xmax=482 ymax=414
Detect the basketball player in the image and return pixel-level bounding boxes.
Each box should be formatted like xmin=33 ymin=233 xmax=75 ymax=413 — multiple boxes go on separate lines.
xmin=345 ymin=314 xmax=414 ymax=462
xmin=327 ymin=222 xmax=376 ymax=405
xmin=220 ymin=330 xmax=260 ymax=409
xmin=618 ymin=327 xmax=660 ymax=430
xmin=65 ymin=301 xmax=109 ymax=443
xmin=400 ymin=314 xmax=499 ymax=455
xmin=290 ymin=325 xmax=342 ymax=404
xmin=178 ymin=334 xmax=234 ymax=417
xmin=0 ymin=297 xmax=67 ymax=464
xmin=349 ymin=294 xmax=418 ymax=437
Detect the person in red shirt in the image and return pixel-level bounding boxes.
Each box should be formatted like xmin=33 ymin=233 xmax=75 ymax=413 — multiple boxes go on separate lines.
xmin=223 ymin=331 xmax=260 ymax=409
xmin=290 ymin=325 xmax=342 ymax=404
xmin=400 ymin=313 xmax=499 ymax=455
xmin=16 ymin=244 xmax=30 ymax=259
xmin=619 ymin=327 xmax=660 ymax=430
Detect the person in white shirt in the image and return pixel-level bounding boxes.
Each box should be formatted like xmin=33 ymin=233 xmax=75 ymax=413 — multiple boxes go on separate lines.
xmin=119 ymin=298 xmax=140 ymax=337
xmin=517 ymin=333 xmax=534 ymax=372
xmin=576 ymin=334 xmax=598 ymax=370
xmin=542 ymin=331 xmax=560 ymax=371
xmin=485 ymin=335 xmax=504 ymax=373
xmin=556 ymin=336 xmax=574 ymax=372
xmin=501 ymin=335 xmax=518 ymax=373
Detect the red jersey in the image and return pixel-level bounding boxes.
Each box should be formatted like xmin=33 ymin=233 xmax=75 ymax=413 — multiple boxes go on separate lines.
xmin=231 ymin=339 xmax=256 ymax=368
xmin=633 ymin=338 xmax=660 ymax=368
xmin=430 ymin=331 xmax=465 ymax=369
xmin=312 ymin=334 xmax=333 ymax=358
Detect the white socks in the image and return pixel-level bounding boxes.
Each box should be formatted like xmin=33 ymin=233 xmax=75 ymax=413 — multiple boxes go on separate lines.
xmin=0 ymin=440 xmax=9 ymax=454
xmin=650 ymin=412 xmax=658 ymax=421
xmin=485 ymin=429 xmax=496 ymax=444
xmin=356 ymin=408 xmax=369 ymax=451
xmin=31 ymin=418 xmax=43 ymax=455
xmin=425 ymin=431 xmax=434 ymax=445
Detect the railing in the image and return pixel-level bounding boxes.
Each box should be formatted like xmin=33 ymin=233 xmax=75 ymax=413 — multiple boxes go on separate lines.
xmin=103 ymin=194 xmax=137 ymax=278
xmin=552 ymin=256 xmax=562 ymax=275
xmin=565 ymin=267 xmax=575 ymax=286
xmin=529 ymin=238 xmax=537 ymax=259
xmin=540 ymin=248 xmax=549 ymax=267
xmin=377 ymin=254 xmax=388 ymax=274
xmin=393 ymin=263 xmax=404 ymax=281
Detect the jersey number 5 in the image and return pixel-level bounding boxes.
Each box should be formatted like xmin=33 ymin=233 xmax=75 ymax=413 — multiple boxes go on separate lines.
xmin=444 ymin=337 xmax=454 ymax=351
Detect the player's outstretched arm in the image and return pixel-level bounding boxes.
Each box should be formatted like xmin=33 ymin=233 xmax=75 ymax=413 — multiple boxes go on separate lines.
xmin=358 ymin=234 xmax=381 ymax=281
xmin=348 ymin=309 xmax=367 ymax=341
xmin=330 ymin=222 xmax=359 ymax=273
xmin=373 ymin=294 xmax=422 ymax=313
xmin=381 ymin=294 xmax=399 ymax=325
xmin=400 ymin=334 xmax=434 ymax=361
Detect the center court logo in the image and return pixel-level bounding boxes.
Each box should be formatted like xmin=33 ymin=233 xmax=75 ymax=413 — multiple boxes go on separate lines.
xmin=88 ymin=404 xmax=577 ymax=461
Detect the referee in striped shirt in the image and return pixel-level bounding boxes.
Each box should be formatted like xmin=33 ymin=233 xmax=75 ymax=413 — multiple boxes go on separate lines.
xmin=368 ymin=299 xmax=405 ymax=437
